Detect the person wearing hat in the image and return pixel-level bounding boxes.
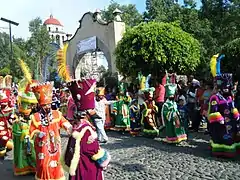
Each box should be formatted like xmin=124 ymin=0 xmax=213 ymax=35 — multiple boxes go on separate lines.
xmin=13 ymin=91 xmax=38 ymax=175
xmin=112 ymin=82 xmax=131 ymax=132
xmin=0 ymin=75 xmax=14 ymax=157
xmin=94 ymin=87 xmax=109 ymax=143
xmin=57 ymin=44 xmax=110 ymax=180
xmin=12 ymin=60 xmax=38 ymax=175
xmin=208 ymin=54 xmax=240 ymax=157
xmin=161 ymin=79 xmax=187 ymax=144
xmin=141 ymin=87 xmax=159 ymax=138
xmin=29 ymin=82 xmax=72 ymax=180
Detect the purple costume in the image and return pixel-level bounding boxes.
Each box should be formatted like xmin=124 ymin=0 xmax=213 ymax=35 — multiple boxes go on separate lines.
xmin=62 ymin=79 xmax=110 ymax=180
xmin=208 ymin=55 xmax=240 ymax=157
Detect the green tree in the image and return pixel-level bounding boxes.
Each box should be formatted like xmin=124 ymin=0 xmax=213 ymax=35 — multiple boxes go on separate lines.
xmin=27 ymin=17 xmax=51 ymax=80
xmin=101 ymin=0 xmax=143 ymax=27
xmin=221 ymin=38 xmax=240 ymax=78
xmin=115 ymin=22 xmax=201 ymax=78
xmin=0 ymin=32 xmax=26 ymax=81
xmin=144 ymin=0 xmax=182 ymax=22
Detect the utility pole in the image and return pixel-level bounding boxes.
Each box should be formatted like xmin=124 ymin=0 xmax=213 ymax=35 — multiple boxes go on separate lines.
xmin=0 ymin=17 xmax=19 ymax=78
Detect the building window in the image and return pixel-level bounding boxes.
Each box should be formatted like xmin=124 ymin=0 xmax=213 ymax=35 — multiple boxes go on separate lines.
xmin=48 ymin=27 xmax=51 ymax=32
xmin=56 ymin=27 xmax=58 ymax=32
xmin=56 ymin=35 xmax=60 ymax=45
xmin=62 ymin=36 xmax=64 ymax=41
xmin=51 ymin=35 xmax=54 ymax=42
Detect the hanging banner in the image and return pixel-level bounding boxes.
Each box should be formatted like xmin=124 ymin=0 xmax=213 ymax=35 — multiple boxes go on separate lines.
xmin=76 ymin=36 xmax=97 ymax=54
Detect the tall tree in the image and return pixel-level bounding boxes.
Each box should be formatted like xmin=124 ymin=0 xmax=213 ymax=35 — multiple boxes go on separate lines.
xmin=115 ymin=22 xmax=200 ymax=78
xmin=101 ymin=0 xmax=143 ymax=27
xmin=27 ymin=17 xmax=51 ymax=80
xmin=0 ymin=32 xmax=25 ymax=81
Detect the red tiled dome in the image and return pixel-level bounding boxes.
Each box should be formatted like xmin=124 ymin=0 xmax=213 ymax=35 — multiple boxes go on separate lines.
xmin=44 ymin=15 xmax=63 ymax=26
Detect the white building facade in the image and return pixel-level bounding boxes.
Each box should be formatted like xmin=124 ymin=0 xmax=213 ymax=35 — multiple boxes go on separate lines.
xmin=43 ymin=15 xmax=67 ymax=47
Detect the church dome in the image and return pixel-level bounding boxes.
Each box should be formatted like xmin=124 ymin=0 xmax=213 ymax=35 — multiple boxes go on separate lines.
xmin=44 ymin=15 xmax=63 ymax=26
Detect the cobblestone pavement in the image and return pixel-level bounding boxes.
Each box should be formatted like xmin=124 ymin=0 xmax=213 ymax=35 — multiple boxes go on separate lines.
xmin=1 ymin=131 xmax=240 ymax=180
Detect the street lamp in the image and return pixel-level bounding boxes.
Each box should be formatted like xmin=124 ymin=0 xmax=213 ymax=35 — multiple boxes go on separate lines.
xmin=0 ymin=17 xmax=19 ymax=76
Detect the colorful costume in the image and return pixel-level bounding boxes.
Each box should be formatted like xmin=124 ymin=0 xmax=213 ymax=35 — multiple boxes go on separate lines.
xmin=113 ymin=82 xmax=131 ymax=131
xmin=141 ymin=87 xmax=159 ymax=138
xmin=29 ymin=82 xmax=72 ymax=180
xmin=161 ymin=74 xmax=187 ymax=143
xmin=57 ymin=44 xmax=110 ymax=180
xmin=13 ymin=60 xmax=37 ymax=175
xmin=0 ymin=75 xmax=14 ymax=157
xmin=129 ymin=99 xmax=141 ymax=136
xmin=208 ymin=54 xmax=240 ymax=157
xmin=13 ymin=92 xmax=37 ymax=175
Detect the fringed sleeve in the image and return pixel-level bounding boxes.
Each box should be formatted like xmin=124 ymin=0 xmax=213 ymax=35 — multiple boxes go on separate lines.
xmin=29 ymin=114 xmax=40 ymax=139
xmin=81 ymin=129 xmax=110 ymax=168
xmin=208 ymin=95 xmax=224 ymax=124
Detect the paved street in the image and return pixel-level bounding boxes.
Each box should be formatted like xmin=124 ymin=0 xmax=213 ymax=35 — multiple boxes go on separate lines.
xmin=1 ymin=131 xmax=240 ymax=180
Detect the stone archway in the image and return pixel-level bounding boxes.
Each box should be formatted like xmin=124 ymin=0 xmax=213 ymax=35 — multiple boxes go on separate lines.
xmin=65 ymin=9 xmax=125 ymax=77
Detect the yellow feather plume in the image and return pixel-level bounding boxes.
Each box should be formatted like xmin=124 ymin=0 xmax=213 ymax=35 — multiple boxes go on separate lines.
xmin=18 ymin=59 xmax=32 ymax=83
xmin=210 ymin=54 xmax=219 ymax=77
xmin=57 ymin=43 xmax=72 ymax=82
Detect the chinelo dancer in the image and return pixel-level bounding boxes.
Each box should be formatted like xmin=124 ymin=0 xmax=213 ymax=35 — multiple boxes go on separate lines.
xmin=161 ymin=72 xmax=187 ymax=144
xmin=0 ymin=75 xmax=14 ymax=157
xmin=57 ymin=43 xmax=110 ymax=180
xmin=208 ymin=54 xmax=240 ymax=157
xmin=12 ymin=60 xmax=37 ymax=176
xmin=29 ymin=80 xmax=72 ymax=180
xmin=141 ymin=74 xmax=159 ymax=138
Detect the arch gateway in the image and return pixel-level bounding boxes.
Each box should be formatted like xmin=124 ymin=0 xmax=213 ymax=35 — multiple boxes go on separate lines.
xmin=65 ymin=9 xmax=126 ymax=78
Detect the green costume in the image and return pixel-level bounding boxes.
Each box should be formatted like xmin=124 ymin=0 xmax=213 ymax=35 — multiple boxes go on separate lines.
xmin=161 ymin=80 xmax=187 ymax=143
xmin=13 ymin=91 xmax=37 ymax=175
xmin=141 ymin=87 xmax=159 ymax=138
xmin=113 ymin=82 xmax=131 ymax=131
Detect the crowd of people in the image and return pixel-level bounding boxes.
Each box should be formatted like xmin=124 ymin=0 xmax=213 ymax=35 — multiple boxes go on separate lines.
xmin=0 ymin=51 xmax=239 ymax=180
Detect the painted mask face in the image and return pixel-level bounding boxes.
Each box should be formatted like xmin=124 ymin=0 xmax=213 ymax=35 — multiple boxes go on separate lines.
xmin=42 ymin=104 xmax=51 ymax=113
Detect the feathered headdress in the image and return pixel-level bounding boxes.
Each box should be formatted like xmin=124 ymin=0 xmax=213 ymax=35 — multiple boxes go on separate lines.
xmin=18 ymin=60 xmax=33 ymax=93
xmin=210 ymin=54 xmax=225 ymax=77
xmin=57 ymin=43 xmax=72 ymax=82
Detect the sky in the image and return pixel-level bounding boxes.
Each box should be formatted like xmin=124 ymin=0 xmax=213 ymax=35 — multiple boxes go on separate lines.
xmin=0 ymin=0 xmax=201 ymax=68
xmin=0 ymin=0 xmax=146 ymax=39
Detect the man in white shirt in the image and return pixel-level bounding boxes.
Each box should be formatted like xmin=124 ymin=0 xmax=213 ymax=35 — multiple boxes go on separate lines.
xmin=94 ymin=88 xmax=109 ymax=143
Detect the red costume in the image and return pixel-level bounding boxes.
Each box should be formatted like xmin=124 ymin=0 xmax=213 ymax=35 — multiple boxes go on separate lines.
xmin=29 ymin=82 xmax=72 ymax=180
xmin=0 ymin=75 xmax=14 ymax=157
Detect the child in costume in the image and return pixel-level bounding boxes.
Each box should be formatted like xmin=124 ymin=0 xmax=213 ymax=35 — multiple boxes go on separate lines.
xmin=112 ymin=82 xmax=131 ymax=131
xmin=29 ymin=81 xmax=72 ymax=180
xmin=161 ymin=74 xmax=187 ymax=144
xmin=177 ymin=97 xmax=189 ymax=136
xmin=208 ymin=54 xmax=240 ymax=157
xmin=141 ymin=87 xmax=159 ymax=138
xmin=0 ymin=75 xmax=14 ymax=157
xmin=129 ymin=99 xmax=141 ymax=136
xmin=57 ymin=43 xmax=110 ymax=180
xmin=12 ymin=60 xmax=37 ymax=175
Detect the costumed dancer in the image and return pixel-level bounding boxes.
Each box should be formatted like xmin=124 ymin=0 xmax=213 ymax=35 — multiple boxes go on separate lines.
xmin=129 ymin=99 xmax=141 ymax=136
xmin=0 ymin=75 xmax=14 ymax=157
xmin=112 ymin=82 xmax=131 ymax=131
xmin=29 ymin=81 xmax=72 ymax=180
xmin=12 ymin=60 xmax=37 ymax=175
xmin=141 ymin=74 xmax=159 ymax=138
xmin=208 ymin=54 xmax=240 ymax=157
xmin=57 ymin=43 xmax=110 ymax=180
xmin=161 ymin=72 xmax=187 ymax=143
